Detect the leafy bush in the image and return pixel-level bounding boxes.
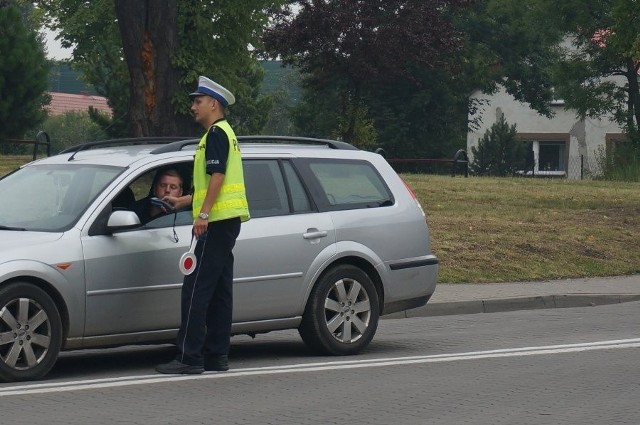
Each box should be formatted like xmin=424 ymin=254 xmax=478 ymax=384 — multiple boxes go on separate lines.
xmin=333 ymin=102 xmax=377 ymax=151
xmin=470 ymin=115 xmax=527 ymax=176
xmin=594 ymin=139 xmax=640 ymax=182
xmin=26 ymin=111 xmax=109 ymax=154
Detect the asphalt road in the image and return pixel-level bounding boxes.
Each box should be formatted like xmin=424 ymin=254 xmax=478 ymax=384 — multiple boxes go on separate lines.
xmin=1 ymin=301 xmax=639 ymax=425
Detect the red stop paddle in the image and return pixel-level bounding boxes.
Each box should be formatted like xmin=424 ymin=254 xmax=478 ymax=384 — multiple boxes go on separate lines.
xmin=179 ymin=237 xmax=197 ymax=275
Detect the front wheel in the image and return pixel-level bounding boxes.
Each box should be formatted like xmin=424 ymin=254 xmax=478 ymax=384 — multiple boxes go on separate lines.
xmin=0 ymin=283 xmax=63 ymax=382
xmin=299 ymin=265 xmax=380 ymax=355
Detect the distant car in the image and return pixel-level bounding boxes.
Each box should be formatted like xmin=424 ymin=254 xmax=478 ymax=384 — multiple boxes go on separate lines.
xmin=0 ymin=136 xmax=438 ymax=382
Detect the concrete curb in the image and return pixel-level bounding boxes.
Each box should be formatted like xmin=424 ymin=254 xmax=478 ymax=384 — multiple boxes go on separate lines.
xmin=384 ymin=294 xmax=640 ymax=319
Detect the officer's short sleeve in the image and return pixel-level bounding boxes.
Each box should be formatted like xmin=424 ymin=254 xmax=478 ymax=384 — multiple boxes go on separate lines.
xmin=205 ymin=127 xmax=229 ymax=175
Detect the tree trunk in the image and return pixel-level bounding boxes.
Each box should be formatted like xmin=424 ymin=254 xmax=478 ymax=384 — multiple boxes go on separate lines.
xmin=115 ymin=0 xmax=189 ymax=137
xmin=626 ymin=58 xmax=640 ymax=137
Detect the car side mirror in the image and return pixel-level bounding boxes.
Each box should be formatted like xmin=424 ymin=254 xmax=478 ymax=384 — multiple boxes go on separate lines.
xmin=107 ymin=210 xmax=141 ymax=231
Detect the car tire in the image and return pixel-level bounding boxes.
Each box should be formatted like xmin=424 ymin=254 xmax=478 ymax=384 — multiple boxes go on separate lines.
xmin=0 ymin=282 xmax=63 ymax=382
xmin=299 ymin=265 xmax=379 ymax=355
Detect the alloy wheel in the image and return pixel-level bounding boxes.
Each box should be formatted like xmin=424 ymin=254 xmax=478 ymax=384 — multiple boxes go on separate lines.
xmin=323 ymin=277 xmax=372 ymax=344
xmin=0 ymin=297 xmax=52 ymax=371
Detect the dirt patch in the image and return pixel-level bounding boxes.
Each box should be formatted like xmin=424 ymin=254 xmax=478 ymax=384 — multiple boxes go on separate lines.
xmin=515 ymin=243 xmax=550 ymax=256
xmin=579 ymin=247 xmax=609 ymax=260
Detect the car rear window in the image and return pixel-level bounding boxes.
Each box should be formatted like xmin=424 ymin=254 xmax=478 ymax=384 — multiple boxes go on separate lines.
xmin=306 ymin=159 xmax=394 ymax=210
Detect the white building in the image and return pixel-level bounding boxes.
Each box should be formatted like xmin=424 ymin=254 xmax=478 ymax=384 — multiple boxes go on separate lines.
xmin=467 ymin=86 xmax=624 ymax=179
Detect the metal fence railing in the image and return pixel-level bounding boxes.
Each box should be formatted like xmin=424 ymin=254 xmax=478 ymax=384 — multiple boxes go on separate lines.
xmin=380 ymin=149 xmax=469 ymax=177
xmin=3 ymin=131 xmax=51 ymax=160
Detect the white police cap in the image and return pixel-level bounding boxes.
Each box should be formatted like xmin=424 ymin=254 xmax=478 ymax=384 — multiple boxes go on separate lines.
xmin=189 ymin=76 xmax=235 ymax=107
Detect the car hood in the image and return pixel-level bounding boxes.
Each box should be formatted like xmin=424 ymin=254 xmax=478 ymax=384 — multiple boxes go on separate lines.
xmin=0 ymin=231 xmax=64 ymax=257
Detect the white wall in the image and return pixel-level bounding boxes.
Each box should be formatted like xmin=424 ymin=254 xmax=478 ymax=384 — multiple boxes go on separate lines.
xmin=467 ymin=86 xmax=623 ymax=179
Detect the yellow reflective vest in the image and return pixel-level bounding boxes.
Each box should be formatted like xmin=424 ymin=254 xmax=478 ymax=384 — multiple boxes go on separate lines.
xmin=192 ymin=120 xmax=250 ymax=222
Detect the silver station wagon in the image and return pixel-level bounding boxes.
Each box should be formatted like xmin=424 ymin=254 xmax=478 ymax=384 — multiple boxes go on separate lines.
xmin=0 ymin=136 xmax=439 ymax=382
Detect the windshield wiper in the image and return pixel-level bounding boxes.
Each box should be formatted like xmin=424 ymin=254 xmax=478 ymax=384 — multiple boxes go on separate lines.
xmin=0 ymin=225 xmax=27 ymax=231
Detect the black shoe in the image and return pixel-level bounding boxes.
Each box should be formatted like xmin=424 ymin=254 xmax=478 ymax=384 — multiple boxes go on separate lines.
xmin=156 ymin=359 xmax=204 ymax=375
xmin=204 ymin=355 xmax=229 ymax=372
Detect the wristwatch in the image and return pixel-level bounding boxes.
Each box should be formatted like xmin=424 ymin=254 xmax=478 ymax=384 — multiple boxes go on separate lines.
xmin=198 ymin=212 xmax=209 ymax=220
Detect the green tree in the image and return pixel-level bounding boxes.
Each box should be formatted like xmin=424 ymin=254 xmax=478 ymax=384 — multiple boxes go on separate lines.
xmin=459 ymin=0 xmax=566 ymax=118
xmin=263 ymin=0 xmax=474 ymax=150
xmin=287 ymin=83 xmax=378 ymax=150
xmin=368 ymin=68 xmax=469 ymax=159
xmin=260 ymin=61 xmax=302 ymax=136
xmin=287 ymin=66 xmax=469 ymax=157
xmin=288 ymin=86 xmax=340 ymax=140
xmin=551 ymin=0 xmax=640 ymax=143
xmin=460 ymin=0 xmax=640 ymax=147
xmin=33 ymin=0 xmax=285 ymax=137
xmin=261 ymin=87 xmax=295 ymax=135
xmin=470 ymin=115 xmax=526 ymax=176
xmin=0 ymin=3 xmax=50 ymax=149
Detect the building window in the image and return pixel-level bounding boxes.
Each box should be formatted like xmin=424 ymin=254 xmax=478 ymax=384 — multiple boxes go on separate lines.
xmin=529 ymin=140 xmax=567 ymax=176
xmin=516 ymin=133 xmax=569 ymax=177
xmin=537 ymin=141 xmax=566 ymax=172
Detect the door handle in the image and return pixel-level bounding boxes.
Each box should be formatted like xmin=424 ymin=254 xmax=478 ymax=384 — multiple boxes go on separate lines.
xmin=303 ymin=229 xmax=328 ymax=240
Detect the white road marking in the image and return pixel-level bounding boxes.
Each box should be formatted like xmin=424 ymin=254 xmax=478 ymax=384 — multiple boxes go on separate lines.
xmin=1 ymin=338 xmax=639 ymax=397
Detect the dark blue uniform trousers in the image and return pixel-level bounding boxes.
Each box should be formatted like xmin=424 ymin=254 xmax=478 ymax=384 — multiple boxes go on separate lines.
xmin=176 ymin=217 xmax=241 ymax=366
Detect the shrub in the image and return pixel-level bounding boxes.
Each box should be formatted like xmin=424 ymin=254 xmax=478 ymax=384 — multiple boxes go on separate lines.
xmin=595 ymin=139 xmax=640 ymax=182
xmin=26 ymin=111 xmax=109 ymax=154
xmin=470 ymin=115 xmax=527 ymax=176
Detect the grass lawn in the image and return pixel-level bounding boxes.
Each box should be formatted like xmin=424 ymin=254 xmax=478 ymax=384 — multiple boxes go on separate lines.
xmin=1 ymin=155 xmax=35 ymax=173
xmin=405 ymin=174 xmax=640 ymax=283
xmin=2 ymin=155 xmax=638 ymax=284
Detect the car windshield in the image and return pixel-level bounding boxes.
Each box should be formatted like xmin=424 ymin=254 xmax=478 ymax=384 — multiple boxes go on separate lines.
xmin=0 ymin=163 xmax=124 ymax=232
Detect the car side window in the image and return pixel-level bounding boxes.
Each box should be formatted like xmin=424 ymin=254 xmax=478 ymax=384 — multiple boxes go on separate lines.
xmin=282 ymin=161 xmax=312 ymax=213
xmin=244 ymin=160 xmax=291 ymax=218
xmin=128 ymin=171 xmax=155 ymax=202
xmin=111 ymin=163 xmax=193 ymax=229
xmin=307 ymin=159 xmax=394 ymax=210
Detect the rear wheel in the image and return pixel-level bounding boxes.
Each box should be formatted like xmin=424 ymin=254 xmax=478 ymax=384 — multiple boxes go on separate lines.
xmin=0 ymin=283 xmax=63 ymax=382
xmin=299 ymin=265 xmax=379 ymax=355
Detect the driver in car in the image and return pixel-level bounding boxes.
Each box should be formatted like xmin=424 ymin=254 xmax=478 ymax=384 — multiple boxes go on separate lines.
xmin=130 ymin=168 xmax=184 ymax=224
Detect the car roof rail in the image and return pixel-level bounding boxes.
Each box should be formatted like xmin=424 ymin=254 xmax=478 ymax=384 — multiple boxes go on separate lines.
xmin=150 ymin=135 xmax=359 ymax=154
xmin=60 ymin=137 xmax=193 ymax=161
xmin=237 ymin=135 xmax=359 ymax=150
xmin=150 ymin=138 xmax=200 ymax=154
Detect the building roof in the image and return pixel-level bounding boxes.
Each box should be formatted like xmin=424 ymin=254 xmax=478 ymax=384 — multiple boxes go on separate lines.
xmin=47 ymin=92 xmax=112 ymax=116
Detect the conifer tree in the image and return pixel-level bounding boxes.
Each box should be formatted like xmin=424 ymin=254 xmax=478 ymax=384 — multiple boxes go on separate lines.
xmin=0 ymin=3 xmax=50 ymax=148
xmin=470 ymin=115 xmax=526 ymax=176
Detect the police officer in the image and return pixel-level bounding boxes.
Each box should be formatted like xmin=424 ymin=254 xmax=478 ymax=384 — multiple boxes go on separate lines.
xmin=156 ymin=76 xmax=250 ymax=375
